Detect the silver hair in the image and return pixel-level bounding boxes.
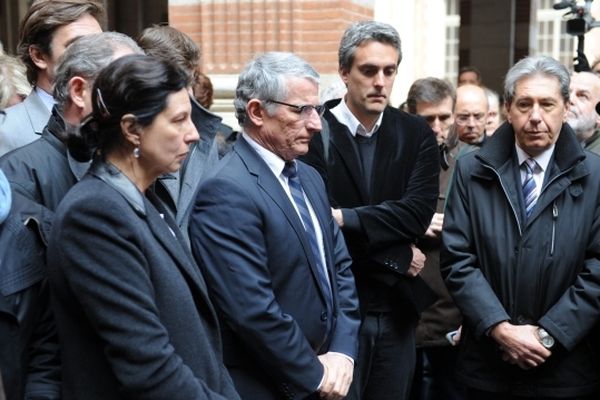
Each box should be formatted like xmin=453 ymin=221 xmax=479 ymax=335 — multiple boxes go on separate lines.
xmin=503 ymin=55 xmax=570 ymax=105
xmin=53 ymin=32 xmax=143 ymax=109
xmin=338 ymin=20 xmax=402 ymax=72
xmin=234 ymin=51 xmax=319 ymax=127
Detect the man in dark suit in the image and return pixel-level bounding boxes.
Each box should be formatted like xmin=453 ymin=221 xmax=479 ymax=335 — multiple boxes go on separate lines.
xmin=189 ymin=52 xmax=360 ymax=400
xmin=302 ymin=21 xmax=439 ymax=400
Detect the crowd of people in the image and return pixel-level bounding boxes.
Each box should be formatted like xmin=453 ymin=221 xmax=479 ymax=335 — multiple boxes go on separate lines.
xmin=2 ymin=1 xmax=600 ymax=400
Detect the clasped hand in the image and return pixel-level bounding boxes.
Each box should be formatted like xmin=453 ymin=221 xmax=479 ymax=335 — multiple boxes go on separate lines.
xmin=491 ymin=322 xmax=551 ymax=370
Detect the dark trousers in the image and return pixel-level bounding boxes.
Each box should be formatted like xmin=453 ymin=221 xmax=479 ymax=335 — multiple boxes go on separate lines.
xmin=411 ymin=346 xmax=466 ymax=400
xmin=347 ymin=312 xmax=416 ymax=400
xmin=466 ymin=388 xmax=596 ymax=400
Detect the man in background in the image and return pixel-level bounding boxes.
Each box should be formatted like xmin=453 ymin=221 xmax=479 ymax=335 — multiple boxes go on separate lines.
xmin=454 ymin=84 xmax=489 ymax=156
xmin=0 ymin=0 xmax=104 ymax=156
xmin=406 ymin=77 xmax=465 ymax=400
xmin=567 ymin=71 xmax=600 ymax=154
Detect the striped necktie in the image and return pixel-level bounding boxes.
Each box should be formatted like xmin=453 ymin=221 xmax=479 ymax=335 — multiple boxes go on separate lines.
xmin=282 ymin=162 xmax=333 ymax=313
xmin=522 ymin=158 xmax=538 ymax=219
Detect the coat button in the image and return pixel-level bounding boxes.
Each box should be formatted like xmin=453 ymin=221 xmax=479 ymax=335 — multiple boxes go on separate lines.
xmin=516 ymin=315 xmax=526 ymax=324
xmin=320 ymin=312 xmax=328 ymax=321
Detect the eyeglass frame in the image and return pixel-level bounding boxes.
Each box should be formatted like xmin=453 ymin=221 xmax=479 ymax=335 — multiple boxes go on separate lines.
xmin=266 ymin=99 xmax=326 ymax=118
xmin=454 ymin=112 xmax=487 ymax=126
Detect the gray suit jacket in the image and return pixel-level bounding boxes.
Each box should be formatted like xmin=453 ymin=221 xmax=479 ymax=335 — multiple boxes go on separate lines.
xmin=0 ymin=89 xmax=51 ymax=156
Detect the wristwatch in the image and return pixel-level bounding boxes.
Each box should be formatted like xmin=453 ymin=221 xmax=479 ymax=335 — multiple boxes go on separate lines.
xmin=537 ymin=327 xmax=555 ymax=349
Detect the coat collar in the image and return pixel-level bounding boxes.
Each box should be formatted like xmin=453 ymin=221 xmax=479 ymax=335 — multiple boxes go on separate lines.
xmin=90 ymin=160 xmax=211 ymax=300
xmin=473 ymin=121 xmax=589 ymax=226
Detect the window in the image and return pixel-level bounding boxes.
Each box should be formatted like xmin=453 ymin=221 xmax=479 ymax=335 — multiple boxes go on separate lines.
xmin=445 ymin=0 xmax=460 ymax=83
xmin=535 ymin=2 xmax=576 ymax=67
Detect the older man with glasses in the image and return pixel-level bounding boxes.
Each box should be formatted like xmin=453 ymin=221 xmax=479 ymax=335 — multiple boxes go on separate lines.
xmin=453 ymin=84 xmax=489 ymax=158
xmin=189 ymin=51 xmax=360 ymax=400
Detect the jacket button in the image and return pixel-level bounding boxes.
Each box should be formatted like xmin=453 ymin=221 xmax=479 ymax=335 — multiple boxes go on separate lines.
xmin=320 ymin=312 xmax=328 ymax=321
xmin=516 ymin=315 xmax=526 ymax=324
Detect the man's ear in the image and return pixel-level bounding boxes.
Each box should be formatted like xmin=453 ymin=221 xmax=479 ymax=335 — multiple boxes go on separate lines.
xmin=562 ymin=101 xmax=570 ymax=123
xmin=504 ymin=103 xmax=512 ymax=123
xmin=68 ymin=76 xmax=88 ymax=110
xmin=29 ymin=45 xmax=49 ymax=71
xmin=120 ymin=114 xmax=141 ymax=147
xmin=339 ymin=66 xmax=350 ymax=86
xmin=246 ymin=99 xmax=265 ymax=127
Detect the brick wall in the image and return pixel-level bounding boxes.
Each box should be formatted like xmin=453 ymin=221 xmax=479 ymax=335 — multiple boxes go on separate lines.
xmin=169 ymin=0 xmax=373 ymax=75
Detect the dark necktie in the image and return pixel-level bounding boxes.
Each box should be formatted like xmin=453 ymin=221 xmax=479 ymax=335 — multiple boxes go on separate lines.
xmin=282 ymin=162 xmax=333 ymax=312
xmin=522 ymin=158 xmax=538 ymax=219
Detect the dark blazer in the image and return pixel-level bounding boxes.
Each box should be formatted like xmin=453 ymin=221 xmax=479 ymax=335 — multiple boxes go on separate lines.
xmin=0 ymin=89 xmax=50 ymax=156
xmin=47 ymin=161 xmax=240 ymax=400
xmin=303 ymin=102 xmax=439 ymax=318
xmin=189 ymin=137 xmax=360 ymax=400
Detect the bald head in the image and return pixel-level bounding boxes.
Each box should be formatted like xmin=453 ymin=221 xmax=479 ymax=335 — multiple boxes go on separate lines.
xmin=567 ymin=71 xmax=600 ymax=142
xmin=454 ymin=84 xmax=488 ymax=144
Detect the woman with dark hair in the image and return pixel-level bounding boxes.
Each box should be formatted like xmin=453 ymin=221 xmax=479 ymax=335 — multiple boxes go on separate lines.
xmin=46 ymin=54 xmax=240 ymax=400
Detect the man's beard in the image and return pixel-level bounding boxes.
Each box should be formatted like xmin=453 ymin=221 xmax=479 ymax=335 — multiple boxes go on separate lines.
xmin=567 ymin=110 xmax=597 ymax=141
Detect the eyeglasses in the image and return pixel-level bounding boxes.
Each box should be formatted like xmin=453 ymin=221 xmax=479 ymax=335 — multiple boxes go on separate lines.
xmin=455 ymin=113 xmax=486 ymax=125
xmin=267 ymin=100 xmax=326 ymax=118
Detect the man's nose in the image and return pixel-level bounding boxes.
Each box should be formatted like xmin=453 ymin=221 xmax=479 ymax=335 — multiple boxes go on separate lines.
xmin=529 ymin=104 xmax=542 ymax=122
xmin=306 ymin=109 xmax=322 ymax=131
xmin=374 ymin=70 xmax=385 ymax=86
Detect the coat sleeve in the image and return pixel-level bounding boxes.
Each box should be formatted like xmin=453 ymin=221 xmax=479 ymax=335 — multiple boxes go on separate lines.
xmin=440 ymin=158 xmax=510 ymax=337
xmin=51 ymin=196 xmax=234 ymax=400
xmin=189 ymin=176 xmax=324 ymax=398
xmin=344 ymin=122 xmax=439 ymax=277
xmin=538 ymin=189 xmax=600 ymax=351
xmin=326 ymin=218 xmax=360 ymax=358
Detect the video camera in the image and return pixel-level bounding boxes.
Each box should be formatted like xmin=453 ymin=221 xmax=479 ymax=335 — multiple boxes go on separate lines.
xmin=554 ymin=0 xmax=600 ymax=35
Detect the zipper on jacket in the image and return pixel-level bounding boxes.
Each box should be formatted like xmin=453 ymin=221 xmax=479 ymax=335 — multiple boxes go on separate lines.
xmin=481 ymin=164 xmax=522 ymax=235
xmin=551 ymin=201 xmax=558 ymax=256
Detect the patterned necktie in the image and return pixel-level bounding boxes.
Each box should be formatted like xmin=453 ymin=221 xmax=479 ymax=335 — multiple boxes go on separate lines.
xmin=522 ymin=158 xmax=538 ymax=219
xmin=282 ymin=162 xmax=333 ymax=312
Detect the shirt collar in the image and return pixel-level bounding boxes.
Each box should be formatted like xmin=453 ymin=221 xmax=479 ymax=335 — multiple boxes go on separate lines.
xmin=515 ymin=143 xmax=555 ymax=172
xmin=242 ymin=132 xmax=288 ymax=178
xmin=35 ymin=86 xmax=55 ymax=112
xmin=330 ymin=97 xmax=383 ymax=138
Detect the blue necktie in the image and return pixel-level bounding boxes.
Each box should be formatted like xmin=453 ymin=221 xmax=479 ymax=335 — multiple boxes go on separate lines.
xmin=282 ymin=162 xmax=333 ymax=312
xmin=522 ymin=158 xmax=538 ymax=219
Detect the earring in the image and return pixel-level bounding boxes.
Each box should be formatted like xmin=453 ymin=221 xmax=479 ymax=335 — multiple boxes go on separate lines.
xmin=133 ymin=147 xmax=140 ymax=158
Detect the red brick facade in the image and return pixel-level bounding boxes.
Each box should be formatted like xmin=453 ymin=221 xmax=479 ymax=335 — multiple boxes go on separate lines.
xmin=169 ymin=0 xmax=373 ymax=74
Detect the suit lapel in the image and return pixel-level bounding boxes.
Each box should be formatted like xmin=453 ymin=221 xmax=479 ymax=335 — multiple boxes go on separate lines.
xmin=144 ymin=192 xmax=211 ymax=302
xmin=299 ymin=165 xmax=337 ymax=300
xmin=235 ymin=139 xmax=329 ymax=301
xmin=23 ymin=89 xmax=51 ymax=134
